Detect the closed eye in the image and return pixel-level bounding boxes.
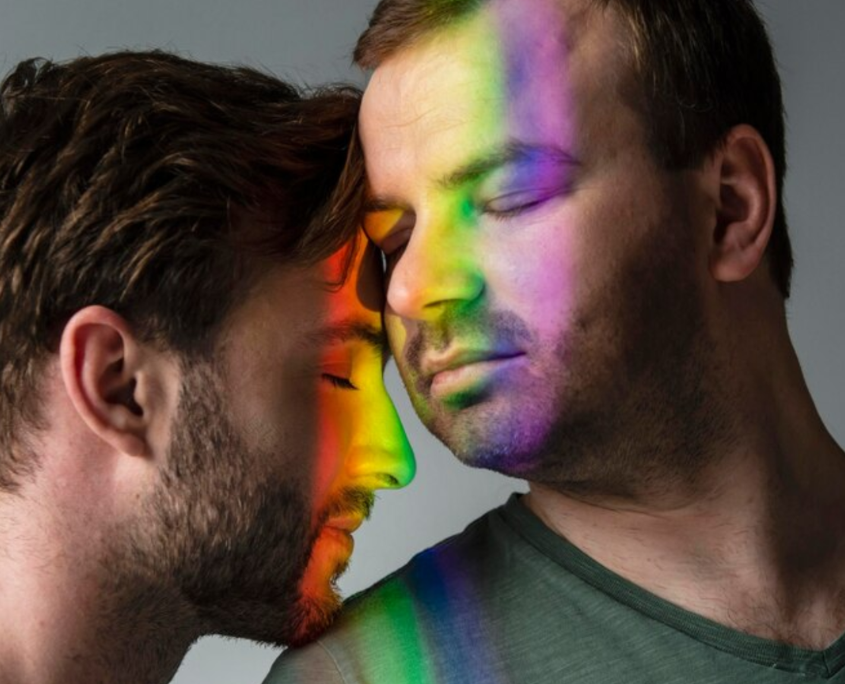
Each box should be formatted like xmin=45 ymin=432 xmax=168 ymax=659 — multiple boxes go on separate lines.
xmin=482 ymin=188 xmax=564 ymax=219
xmin=321 ymin=374 xmax=357 ymax=390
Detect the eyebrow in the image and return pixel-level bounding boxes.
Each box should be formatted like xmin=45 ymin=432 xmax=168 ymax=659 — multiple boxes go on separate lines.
xmin=438 ymin=141 xmax=579 ymax=190
xmin=305 ymin=319 xmax=390 ymax=358
xmin=364 ymin=140 xmax=579 ymax=213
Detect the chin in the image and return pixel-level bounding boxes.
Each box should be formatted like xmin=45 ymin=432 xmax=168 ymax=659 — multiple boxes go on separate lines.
xmin=429 ymin=395 xmax=557 ymax=475
xmin=284 ymin=586 xmax=343 ymax=647
xmin=284 ymin=532 xmax=351 ymax=646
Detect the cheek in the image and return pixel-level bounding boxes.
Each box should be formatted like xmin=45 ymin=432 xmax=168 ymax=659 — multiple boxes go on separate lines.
xmin=242 ymin=378 xmax=319 ymax=451
xmin=493 ymin=224 xmax=580 ymax=344
xmin=308 ymin=393 xmax=354 ymax=515
xmin=226 ymin=368 xmax=325 ymax=509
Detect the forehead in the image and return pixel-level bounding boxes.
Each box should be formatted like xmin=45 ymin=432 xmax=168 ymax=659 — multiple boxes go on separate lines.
xmin=220 ymin=237 xmax=384 ymax=355
xmin=359 ymin=0 xmax=629 ymax=188
xmin=318 ymin=239 xmax=384 ymax=324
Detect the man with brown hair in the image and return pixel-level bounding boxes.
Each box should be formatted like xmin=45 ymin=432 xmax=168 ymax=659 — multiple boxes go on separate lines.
xmin=267 ymin=0 xmax=845 ymax=682
xmin=0 ymin=51 xmax=415 ymax=684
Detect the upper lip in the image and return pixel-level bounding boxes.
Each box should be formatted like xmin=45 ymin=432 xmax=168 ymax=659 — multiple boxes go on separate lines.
xmin=324 ymin=516 xmax=365 ymax=534
xmin=422 ymin=348 xmax=525 ymax=379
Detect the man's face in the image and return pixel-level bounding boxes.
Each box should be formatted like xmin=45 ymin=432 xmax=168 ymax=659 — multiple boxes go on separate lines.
xmin=126 ymin=236 xmax=414 ymax=646
xmin=360 ymin=0 xmax=714 ymax=488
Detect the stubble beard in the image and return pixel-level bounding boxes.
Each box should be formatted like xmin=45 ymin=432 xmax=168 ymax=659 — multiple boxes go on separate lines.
xmin=535 ymin=248 xmax=735 ymax=500
xmin=401 ymin=205 xmax=738 ymax=501
xmin=97 ymin=360 xmax=346 ymax=678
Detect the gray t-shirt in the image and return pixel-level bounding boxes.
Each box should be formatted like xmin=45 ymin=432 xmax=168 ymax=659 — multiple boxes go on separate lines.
xmin=264 ymin=495 xmax=845 ymax=683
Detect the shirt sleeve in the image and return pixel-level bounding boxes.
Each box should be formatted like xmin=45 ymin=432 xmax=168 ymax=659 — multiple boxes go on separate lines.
xmin=262 ymin=641 xmax=349 ymax=684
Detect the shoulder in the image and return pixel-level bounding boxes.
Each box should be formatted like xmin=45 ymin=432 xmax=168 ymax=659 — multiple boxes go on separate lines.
xmin=263 ymin=640 xmax=346 ymax=684
xmin=267 ymin=504 xmax=517 ymax=683
xmin=337 ymin=499 xmax=513 ymax=631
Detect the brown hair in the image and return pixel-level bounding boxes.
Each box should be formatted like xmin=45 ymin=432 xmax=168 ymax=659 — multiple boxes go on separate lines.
xmin=354 ymin=0 xmax=793 ymax=299
xmin=0 ymin=51 xmax=363 ymax=490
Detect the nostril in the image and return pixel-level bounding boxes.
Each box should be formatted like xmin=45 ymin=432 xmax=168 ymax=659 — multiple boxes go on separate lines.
xmin=379 ymin=473 xmax=401 ymax=489
xmin=393 ymin=453 xmax=417 ymax=489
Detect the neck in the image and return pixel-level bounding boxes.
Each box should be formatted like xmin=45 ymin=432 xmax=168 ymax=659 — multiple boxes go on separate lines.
xmin=0 ymin=498 xmax=198 ymax=684
xmin=526 ymin=331 xmax=845 ymax=649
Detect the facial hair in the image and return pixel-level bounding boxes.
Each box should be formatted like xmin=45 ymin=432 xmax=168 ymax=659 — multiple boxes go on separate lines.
xmin=395 ymin=189 xmax=737 ymax=499
xmin=107 ymin=360 xmax=346 ymax=651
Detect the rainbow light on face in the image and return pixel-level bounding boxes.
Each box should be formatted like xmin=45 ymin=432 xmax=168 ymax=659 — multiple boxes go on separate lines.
xmin=294 ymin=0 xmax=580 ymax=675
xmin=281 ymin=0 xmax=580 ymax=671
xmin=300 ymin=238 xmax=370 ymax=592
xmin=365 ymin=0 xmax=579 ymax=470
xmin=293 ymin=231 xmax=415 ymax=643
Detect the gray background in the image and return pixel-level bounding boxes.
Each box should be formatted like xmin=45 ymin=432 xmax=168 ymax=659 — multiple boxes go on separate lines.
xmin=0 ymin=1 xmax=841 ymax=682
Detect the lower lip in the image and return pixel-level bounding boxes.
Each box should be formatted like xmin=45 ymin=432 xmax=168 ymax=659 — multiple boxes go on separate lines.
xmin=430 ymin=354 xmax=526 ymax=400
xmin=320 ymin=526 xmax=354 ymax=554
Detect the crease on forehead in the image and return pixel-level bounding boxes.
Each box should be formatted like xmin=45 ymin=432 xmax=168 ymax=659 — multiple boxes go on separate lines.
xmin=375 ymin=0 xmax=603 ymax=110
xmin=361 ymin=0 xmax=625 ymax=201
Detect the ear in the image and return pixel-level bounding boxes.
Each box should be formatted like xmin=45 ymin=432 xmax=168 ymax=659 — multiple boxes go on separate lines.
xmin=59 ymin=306 xmax=175 ymax=459
xmin=708 ymin=124 xmax=777 ymax=284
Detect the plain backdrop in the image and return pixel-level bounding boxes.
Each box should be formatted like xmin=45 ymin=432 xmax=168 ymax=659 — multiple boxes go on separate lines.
xmin=1 ymin=1 xmax=842 ymax=682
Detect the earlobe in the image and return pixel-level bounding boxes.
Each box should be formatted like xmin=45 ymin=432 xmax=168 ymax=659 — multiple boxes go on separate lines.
xmin=60 ymin=306 xmax=152 ymax=458
xmin=708 ymin=124 xmax=777 ymax=284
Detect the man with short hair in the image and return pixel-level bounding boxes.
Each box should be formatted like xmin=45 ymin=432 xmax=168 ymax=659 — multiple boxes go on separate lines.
xmin=0 ymin=51 xmax=414 ymax=684
xmin=267 ymin=0 xmax=845 ymax=681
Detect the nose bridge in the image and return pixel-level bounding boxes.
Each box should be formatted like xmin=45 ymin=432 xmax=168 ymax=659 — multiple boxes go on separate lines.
xmin=348 ymin=387 xmax=415 ymax=489
xmin=387 ymin=203 xmax=484 ymax=320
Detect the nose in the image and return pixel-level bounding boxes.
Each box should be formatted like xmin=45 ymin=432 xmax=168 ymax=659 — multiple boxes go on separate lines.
xmin=386 ymin=213 xmax=484 ymax=321
xmin=347 ymin=388 xmax=415 ymax=489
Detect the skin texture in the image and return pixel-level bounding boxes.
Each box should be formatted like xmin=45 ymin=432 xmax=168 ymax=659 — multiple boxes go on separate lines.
xmin=361 ymin=0 xmax=845 ymax=649
xmin=0 ymin=234 xmax=415 ymax=684
xmin=186 ymin=236 xmax=414 ymax=647
xmin=361 ymin=0 xmax=728 ymax=491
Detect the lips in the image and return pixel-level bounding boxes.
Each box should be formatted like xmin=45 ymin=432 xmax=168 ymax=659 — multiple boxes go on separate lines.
xmin=422 ymin=348 xmax=525 ymax=379
xmin=323 ymin=516 xmax=364 ymax=534
xmin=319 ymin=516 xmax=362 ymax=554
xmin=421 ymin=348 xmax=526 ymax=400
